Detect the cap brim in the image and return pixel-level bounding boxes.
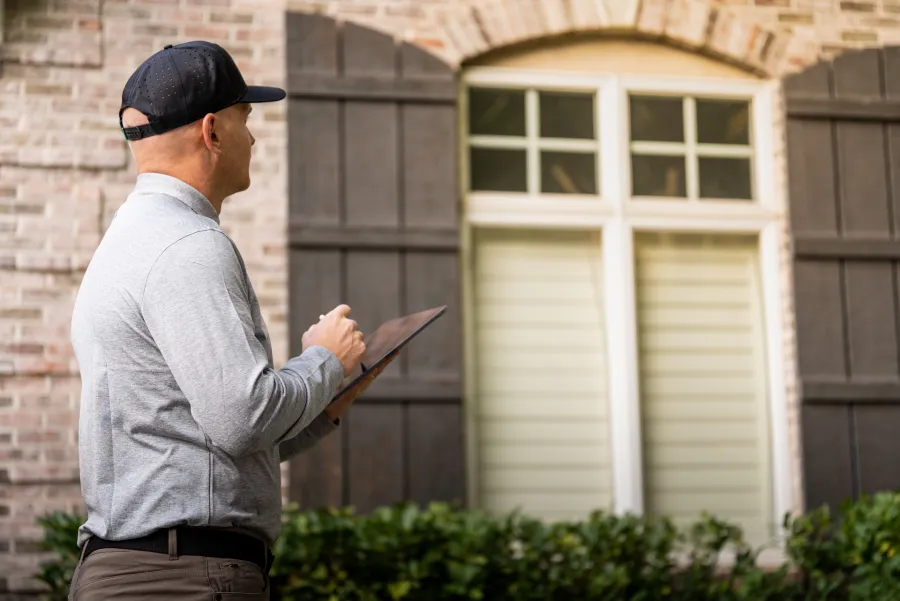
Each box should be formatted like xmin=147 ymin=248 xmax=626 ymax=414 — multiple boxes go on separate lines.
xmin=240 ymin=85 xmax=286 ymax=103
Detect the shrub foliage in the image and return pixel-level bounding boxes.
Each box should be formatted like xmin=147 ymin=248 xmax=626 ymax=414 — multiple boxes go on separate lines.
xmin=35 ymin=491 xmax=900 ymax=601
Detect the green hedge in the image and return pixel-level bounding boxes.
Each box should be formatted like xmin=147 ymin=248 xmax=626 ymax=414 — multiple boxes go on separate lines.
xmin=35 ymin=491 xmax=900 ymax=601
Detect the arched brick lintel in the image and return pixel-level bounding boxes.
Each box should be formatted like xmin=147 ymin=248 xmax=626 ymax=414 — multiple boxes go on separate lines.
xmin=427 ymin=0 xmax=819 ymax=78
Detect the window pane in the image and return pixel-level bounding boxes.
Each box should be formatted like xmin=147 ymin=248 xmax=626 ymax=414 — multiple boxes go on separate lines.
xmin=468 ymin=88 xmax=526 ymax=137
xmin=630 ymin=96 xmax=684 ymax=142
xmin=631 ymin=154 xmax=686 ymax=197
xmin=697 ymin=100 xmax=750 ymax=145
xmin=699 ymin=157 xmax=752 ymax=200
xmin=541 ymin=151 xmax=597 ymax=195
xmin=470 ymin=148 xmax=527 ymax=192
xmin=539 ymin=91 xmax=595 ymax=139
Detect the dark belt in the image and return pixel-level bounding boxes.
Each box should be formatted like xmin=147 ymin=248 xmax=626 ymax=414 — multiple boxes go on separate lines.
xmin=83 ymin=526 xmax=274 ymax=574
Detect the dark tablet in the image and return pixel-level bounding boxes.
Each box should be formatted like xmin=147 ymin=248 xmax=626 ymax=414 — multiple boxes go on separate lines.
xmin=330 ymin=305 xmax=447 ymax=403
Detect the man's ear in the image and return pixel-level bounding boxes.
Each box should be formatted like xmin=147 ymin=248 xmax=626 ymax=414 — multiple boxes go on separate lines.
xmin=200 ymin=113 xmax=220 ymax=153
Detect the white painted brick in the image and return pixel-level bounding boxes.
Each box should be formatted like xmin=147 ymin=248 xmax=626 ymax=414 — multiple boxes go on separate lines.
xmin=665 ymin=0 xmax=713 ymax=48
xmin=538 ymin=0 xmax=571 ymax=34
xmin=603 ymin=0 xmax=640 ymax=28
xmin=568 ymin=0 xmax=609 ymax=29
xmin=518 ymin=0 xmax=546 ymax=40
xmin=441 ymin=9 xmax=490 ymax=59
xmin=474 ymin=1 xmax=519 ymax=47
xmin=636 ymin=0 xmax=667 ymax=36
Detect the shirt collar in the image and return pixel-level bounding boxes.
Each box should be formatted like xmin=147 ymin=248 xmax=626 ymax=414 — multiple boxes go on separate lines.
xmin=133 ymin=172 xmax=220 ymax=224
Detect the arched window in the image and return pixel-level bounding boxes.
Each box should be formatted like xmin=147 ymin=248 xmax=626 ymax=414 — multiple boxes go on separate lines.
xmin=462 ymin=37 xmax=790 ymax=553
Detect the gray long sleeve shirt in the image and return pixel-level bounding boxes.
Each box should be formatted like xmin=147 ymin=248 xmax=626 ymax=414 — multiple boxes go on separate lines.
xmin=70 ymin=172 xmax=344 ymax=548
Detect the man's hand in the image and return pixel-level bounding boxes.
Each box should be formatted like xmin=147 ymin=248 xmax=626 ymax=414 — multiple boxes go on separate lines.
xmin=301 ymin=304 xmax=366 ymax=376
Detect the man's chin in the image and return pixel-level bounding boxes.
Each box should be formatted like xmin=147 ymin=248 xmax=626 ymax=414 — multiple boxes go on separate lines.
xmin=222 ymin=178 xmax=252 ymax=203
xmin=229 ymin=177 xmax=252 ymax=197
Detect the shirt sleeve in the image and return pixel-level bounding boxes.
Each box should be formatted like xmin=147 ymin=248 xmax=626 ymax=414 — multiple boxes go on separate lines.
xmin=141 ymin=229 xmax=345 ymax=457
xmin=277 ymin=412 xmax=340 ymax=462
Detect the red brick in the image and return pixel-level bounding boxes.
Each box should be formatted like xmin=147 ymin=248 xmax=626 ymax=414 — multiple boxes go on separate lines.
xmin=778 ymin=12 xmax=815 ymax=24
xmin=78 ymin=18 xmax=102 ymax=31
xmin=183 ymin=26 xmax=230 ymax=39
xmin=0 ymin=308 xmax=41 ymax=320
xmin=44 ymin=413 xmax=76 ymax=428
xmin=16 ymin=431 xmax=63 ymax=445
xmin=210 ymin=11 xmax=253 ymax=24
xmin=17 ymin=396 xmax=61 ymax=410
xmin=0 ymin=414 xmax=42 ymax=429
xmin=42 ymin=449 xmax=69 ymax=463
xmin=103 ymin=5 xmax=153 ymax=19
xmin=24 ymin=83 xmax=72 ymax=96
xmin=133 ymin=23 xmax=178 ymax=36
xmin=235 ymin=28 xmax=275 ymax=42
xmin=863 ymin=17 xmax=900 ymax=26
xmin=0 ymin=450 xmax=23 ymax=461
xmin=842 ymin=29 xmax=879 ymax=41
xmin=26 ymin=16 xmax=76 ymax=30
xmin=410 ymin=36 xmax=445 ymax=50
xmin=13 ymin=539 xmax=43 ymax=554
xmin=0 ymin=344 xmax=43 ymax=355
xmin=840 ymin=1 xmax=876 ymax=10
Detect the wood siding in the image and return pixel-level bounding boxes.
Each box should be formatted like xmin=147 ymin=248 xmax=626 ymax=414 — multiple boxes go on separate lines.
xmin=785 ymin=47 xmax=900 ymax=513
xmin=472 ymin=229 xmax=612 ymax=522
xmin=285 ymin=12 xmax=465 ymax=512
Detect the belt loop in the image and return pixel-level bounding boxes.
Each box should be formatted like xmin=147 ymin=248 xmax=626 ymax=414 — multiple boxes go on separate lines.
xmin=78 ymin=536 xmax=90 ymax=564
xmin=167 ymin=528 xmax=177 ymax=560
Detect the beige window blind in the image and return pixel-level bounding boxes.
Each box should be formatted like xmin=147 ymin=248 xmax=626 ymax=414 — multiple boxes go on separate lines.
xmin=473 ymin=228 xmax=612 ymax=522
xmin=635 ymin=232 xmax=773 ymax=547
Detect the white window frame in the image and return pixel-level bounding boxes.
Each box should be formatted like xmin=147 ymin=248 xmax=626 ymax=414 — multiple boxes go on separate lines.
xmin=460 ymin=66 xmax=793 ymax=556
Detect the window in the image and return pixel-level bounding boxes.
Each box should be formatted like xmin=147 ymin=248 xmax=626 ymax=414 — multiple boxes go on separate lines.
xmin=629 ymin=95 xmax=754 ymax=201
xmin=468 ymin=87 xmax=599 ymax=195
xmin=462 ymin=67 xmax=790 ymax=552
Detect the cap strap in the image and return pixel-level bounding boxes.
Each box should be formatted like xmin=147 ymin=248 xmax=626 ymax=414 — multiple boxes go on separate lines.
xmin=122 ymin=124 xmax=157 ymax=141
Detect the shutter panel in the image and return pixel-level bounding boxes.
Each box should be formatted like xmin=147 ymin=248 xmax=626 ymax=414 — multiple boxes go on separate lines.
xmin=785 ymin=47 xmax=900 ymax=513
xmin=285 ymin=13 xmax=464 ymax=512
xmin=473 ymin=229 xmax=611 ymax=521
xmin=635 ymin=233 xmax=772 ymax=546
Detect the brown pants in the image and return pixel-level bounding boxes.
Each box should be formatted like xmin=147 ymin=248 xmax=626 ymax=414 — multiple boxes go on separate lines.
xmin=68 ymin=531 xmax=270 ymax=600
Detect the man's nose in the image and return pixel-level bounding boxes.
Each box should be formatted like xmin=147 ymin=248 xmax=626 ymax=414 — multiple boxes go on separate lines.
xmin=250 ymin=131 xmax=256 ymax=146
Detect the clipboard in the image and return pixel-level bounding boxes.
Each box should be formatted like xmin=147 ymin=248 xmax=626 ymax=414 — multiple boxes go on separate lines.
xmin=329 ymin=305 xmax=447 ymax=404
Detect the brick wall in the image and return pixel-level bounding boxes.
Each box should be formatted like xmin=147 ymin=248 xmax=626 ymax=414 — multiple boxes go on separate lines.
xmin=0 ymin=0 xmax=288 ymax=592
xmin=0 ymin=0 xmax=896 ymax=594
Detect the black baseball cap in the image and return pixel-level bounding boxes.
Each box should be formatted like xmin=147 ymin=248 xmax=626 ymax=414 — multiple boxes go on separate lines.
xmin=119 ymin=41 xmax=286 ymax=141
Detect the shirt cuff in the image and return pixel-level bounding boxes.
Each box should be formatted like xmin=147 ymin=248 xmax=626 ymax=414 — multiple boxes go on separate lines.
xmin=303 ymin=344 xmax=345 ymax=400
xmin=306 ymin=411 xmax=341 ymax=437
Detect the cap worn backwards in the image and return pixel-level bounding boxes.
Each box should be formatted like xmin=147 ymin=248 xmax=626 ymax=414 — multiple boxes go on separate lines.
xmin=119 ymin=41 xmax=286 ymax=141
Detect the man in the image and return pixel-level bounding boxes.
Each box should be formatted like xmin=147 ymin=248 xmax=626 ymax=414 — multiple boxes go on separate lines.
xmin=68 ymin=41 xmax=364 ymax=599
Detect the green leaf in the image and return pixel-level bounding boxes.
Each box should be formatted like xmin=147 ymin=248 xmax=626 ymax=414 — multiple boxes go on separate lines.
xmin=388 ymin=580 xmax=412 ymax=600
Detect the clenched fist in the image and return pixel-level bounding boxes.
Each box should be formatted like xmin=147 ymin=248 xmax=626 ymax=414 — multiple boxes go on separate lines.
xmin=301 ymin=304 xmax=366 ymax=376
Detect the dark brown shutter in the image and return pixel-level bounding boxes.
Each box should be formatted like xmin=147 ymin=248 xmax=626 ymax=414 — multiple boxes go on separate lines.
xmin=785 ymin=46 xmax=900 ymax=513
xmin=285 ymin=12 xmax=465 ymax=512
